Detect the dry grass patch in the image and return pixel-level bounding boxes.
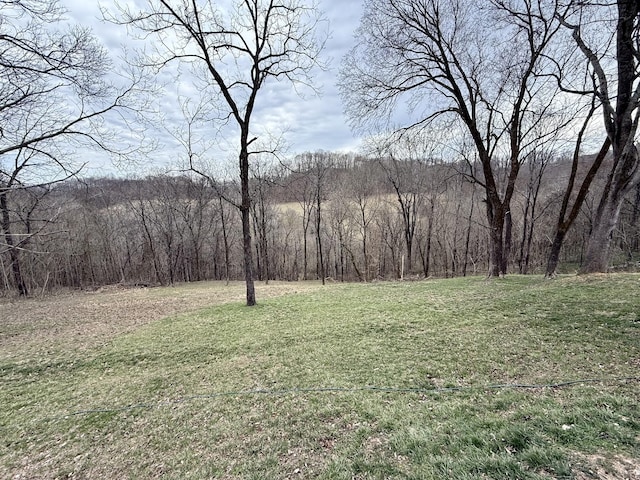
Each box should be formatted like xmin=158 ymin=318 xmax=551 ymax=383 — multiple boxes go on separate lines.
xmin=0 ymin=280 xmax=323 ymax=356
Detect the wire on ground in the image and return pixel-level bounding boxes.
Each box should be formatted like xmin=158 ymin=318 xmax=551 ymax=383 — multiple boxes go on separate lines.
xmin=66 ymin=376 xmax=640 ymax=417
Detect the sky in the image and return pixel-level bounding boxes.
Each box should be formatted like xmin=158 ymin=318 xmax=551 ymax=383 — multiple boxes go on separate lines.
xmin=61 ymin=0 xmax=365 ymax=176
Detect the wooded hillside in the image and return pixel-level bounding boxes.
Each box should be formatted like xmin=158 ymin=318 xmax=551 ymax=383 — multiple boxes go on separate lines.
xmin=2 ymin=150 xmax=639 ymax=294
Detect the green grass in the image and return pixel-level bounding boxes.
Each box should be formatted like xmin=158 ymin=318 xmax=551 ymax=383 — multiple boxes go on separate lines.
xmin=1 ymin=274 xmax=639 ymax=479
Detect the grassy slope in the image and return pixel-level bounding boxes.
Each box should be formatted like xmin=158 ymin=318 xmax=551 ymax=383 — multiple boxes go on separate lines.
xmin=1 ymin=275 xmax=639 ymax=479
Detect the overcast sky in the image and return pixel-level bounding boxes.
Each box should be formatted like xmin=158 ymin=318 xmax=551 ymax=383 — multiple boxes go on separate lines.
xmin=61 ymin=0 xmax=364 ymax=176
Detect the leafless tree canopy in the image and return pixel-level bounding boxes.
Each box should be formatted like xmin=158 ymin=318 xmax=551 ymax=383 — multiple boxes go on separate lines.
xmin=340 ymin=0 xmax=640 ymax=277
xmin=111 ymin=0 xmax=326 ymax=305
xmin=1 ymin=0 xmax=149 ymax=164
xmin=113 ymin=0 xmax=325 ymax=124
xmin=341 ymin=0 xmax=584 ymax=276
xmin=0 ymin=0 xmax=150 ymax=295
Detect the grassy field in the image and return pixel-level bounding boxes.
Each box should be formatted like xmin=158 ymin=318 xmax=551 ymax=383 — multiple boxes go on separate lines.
xmin=1 ymin=275 xmax=639 ymax=479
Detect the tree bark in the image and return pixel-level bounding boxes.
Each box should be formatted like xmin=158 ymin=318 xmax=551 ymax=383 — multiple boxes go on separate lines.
xmin=545 ymin=138 xmax=610 ymax=278
xmin=0 ymin=191 xmax=28 ymax=295
xmin=485 ymin=193 xmax=506 ymax=277
xmin=545 ymin=228 xmax=567 ymax=278
xmin=580 ymin=1 xmax=640 ymax=273
xmin=240 ymin=143 xmax=256 ymax=306
xmin=580 ymin=169 xmax=631 ymax=273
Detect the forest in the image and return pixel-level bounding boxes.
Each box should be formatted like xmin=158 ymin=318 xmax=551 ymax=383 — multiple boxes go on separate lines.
xmin=2 ymin=148 xmax=639 ymax=295
xmin=2 ymin=0 xmax=640 ymax=297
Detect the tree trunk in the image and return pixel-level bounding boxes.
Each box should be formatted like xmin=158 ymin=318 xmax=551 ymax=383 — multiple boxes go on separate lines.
xmin=0 ymin=191 xmax=28 ymax=295
xmin=545 ymin=228 xmax=567 ymax=278
xmin=632 ymin=183 xmax=640 ymax=252
xmin=240 ymin=145 xmax=256 ymax=306
xmin=581 ymin=144 xmax=640 ymax=273
xmin=580 ymin=1 xmax=640 ymax=273
xmin=580 ymin=195 xmax=624 ymax=273
xmin=486 ymin=197 xmax=506 ymax=277
xmin=500 ymin=210 xmax=512 ymax=275
xmin=545 ymin=138 xmax=611 ymax=278
xmin=518 ymin=191 xmax=532 ymax=274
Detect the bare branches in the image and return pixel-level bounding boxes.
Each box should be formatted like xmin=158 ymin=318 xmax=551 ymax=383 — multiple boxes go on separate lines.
xmin=112 ymin=0 xmax=326 ymax=305
xmin=0 ymin=0 xmax=154 ymax=295
xmin=1 ymin=1 xmax=154 ymax=174
xmin=556 ymin=11 xmax=617 ymax=138
xmin=341 ymin=0 xmax=580 ymax=276
xmin=111 ymin=0 xmax=326 ymax=130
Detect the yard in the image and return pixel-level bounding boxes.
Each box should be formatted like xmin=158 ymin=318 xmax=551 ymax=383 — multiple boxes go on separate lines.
xmin=1 ymin=275 xmax=639 ymax=479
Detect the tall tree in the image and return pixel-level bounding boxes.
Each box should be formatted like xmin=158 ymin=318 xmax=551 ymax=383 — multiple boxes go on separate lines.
xmin=115 ymin=0 xmax=325 ymax=305
xmin=560 ymin=2 xmax=640 ymax=273
xmin=544 ymin=123 xmax=610 ymax=277
xmin=341 ymin=0 xmax=577 ymax=276
xmin=0 ymin=0 xmax=146 ymax=295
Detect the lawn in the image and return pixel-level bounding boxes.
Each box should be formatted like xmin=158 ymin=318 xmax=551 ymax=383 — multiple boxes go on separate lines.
xmin=1 ymin=275 xmax=639 ymax=479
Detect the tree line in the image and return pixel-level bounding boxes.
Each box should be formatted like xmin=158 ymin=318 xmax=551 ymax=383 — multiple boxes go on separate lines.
xmin=2 ymin=149 xmax=639 ymax=294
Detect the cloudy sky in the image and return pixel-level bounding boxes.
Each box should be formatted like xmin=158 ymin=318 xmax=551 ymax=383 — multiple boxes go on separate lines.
xmin=61 ymin=0 xmax=365 ymax=176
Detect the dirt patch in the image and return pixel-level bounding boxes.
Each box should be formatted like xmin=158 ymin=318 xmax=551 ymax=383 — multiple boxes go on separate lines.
xmin=574 ymin=453 xmax=640 ymax=479
xmin=0 ymin=281 xmax=322 ymax=359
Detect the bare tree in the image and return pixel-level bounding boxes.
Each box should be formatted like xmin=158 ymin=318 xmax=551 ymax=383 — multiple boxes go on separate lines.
xmin=114 ymin=0 xmax=325 ymax=305
xmin=0 ymin=0 xmax=147 ymax=295
xmin=343 ymin=158 xmax=380 ymax=281
xmin=544 ymin=129 xmax=611 ymax=277
xmin=290 ymin=160 xmax=315 ymax=280
xmin=368 ymin=133 xmax=435 ymax=275
xmin=306 ymin=152 xmax=333 ymax=284
xmin=0 ymin=182 xmax=54 ymax=295
xmin=559 ymin=2 xmax=640 ymax=273
xmin=341 ymin=0 xmax=578 ymax=277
